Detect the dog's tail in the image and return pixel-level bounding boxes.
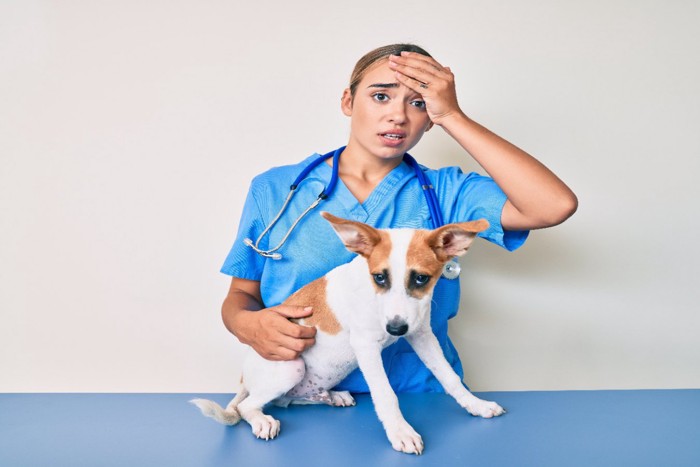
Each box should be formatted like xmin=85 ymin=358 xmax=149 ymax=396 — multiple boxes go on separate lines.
xmin=190 ymin=394 xmax=244 ymax=425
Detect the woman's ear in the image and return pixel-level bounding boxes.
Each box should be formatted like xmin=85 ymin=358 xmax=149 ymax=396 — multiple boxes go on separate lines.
xmin=341 ymin=88 xmax=353 ymax=116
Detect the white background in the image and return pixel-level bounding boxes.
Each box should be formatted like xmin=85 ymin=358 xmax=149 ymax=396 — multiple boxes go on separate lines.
xmin=1 ymin=0 xmax=698 ymax=392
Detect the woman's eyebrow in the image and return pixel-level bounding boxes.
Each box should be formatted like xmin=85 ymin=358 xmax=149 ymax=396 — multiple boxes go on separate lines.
xmin=367 ymin=82 xmax=399 ymax=89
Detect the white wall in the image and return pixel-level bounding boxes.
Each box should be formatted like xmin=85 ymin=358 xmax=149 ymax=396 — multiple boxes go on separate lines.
xmin=1 ymin=0 xmax=698 ymax=392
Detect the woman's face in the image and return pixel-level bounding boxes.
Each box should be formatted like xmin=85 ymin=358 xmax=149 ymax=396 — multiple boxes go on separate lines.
xmin=342 ymin=58 xmax=432 ymax=161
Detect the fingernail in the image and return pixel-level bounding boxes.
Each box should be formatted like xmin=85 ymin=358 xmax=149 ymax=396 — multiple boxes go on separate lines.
xmin=304 ymin=306 xmax=313 ymax=312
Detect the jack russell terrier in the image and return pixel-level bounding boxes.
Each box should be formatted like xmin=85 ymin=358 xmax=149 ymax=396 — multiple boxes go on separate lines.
xmin=192 ymin=212 xmax=505 ymax=455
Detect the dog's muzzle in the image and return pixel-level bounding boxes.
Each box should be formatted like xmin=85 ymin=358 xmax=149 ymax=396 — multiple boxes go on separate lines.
xmin=386 ymin=316 xmax=409 ymax=336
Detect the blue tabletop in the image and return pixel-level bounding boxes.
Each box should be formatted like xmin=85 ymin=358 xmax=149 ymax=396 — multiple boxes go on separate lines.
xmin=1 ymin=390 xmax=699 ymax=466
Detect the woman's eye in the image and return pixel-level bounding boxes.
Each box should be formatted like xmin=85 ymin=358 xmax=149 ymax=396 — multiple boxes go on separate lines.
xmin=372 ymin=93 xmax=389 ymax=102
xmin=373 ymin=273 xmax=388 ymax=287
xmin=411 ymin=100 xmax=426 ymax=110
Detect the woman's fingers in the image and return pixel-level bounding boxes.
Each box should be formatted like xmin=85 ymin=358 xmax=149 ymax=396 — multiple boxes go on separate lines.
xmin=392 ymin=70 xmax=429 ymax=97
xmin=388 ymin=52 xmax=452 ymax=85
xmin=253 ymin=308 xmax=316 ymax=360
xmin=387 ymin=52 xmax=460 ymax=124
xmin=388 ymin=53 xmax=455 ymax=97
xmin=391 ymin=65 xmax=432 ymax=91
xmin=388 ymin=65 xmax=431 ymax=92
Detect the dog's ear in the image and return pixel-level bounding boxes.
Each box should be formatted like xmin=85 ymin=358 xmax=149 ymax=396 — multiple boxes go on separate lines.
xmin=427 ymin=219 xmax=489 ymax=261
xmin=321 ymin=211 xmax=381 ymax=257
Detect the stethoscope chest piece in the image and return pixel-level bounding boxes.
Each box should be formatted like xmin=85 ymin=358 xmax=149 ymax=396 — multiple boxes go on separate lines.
xmin=441 ymin=259 xmax=461 ymax=280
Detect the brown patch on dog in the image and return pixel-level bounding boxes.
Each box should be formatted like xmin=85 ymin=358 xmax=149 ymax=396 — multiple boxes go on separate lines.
xmin=406 ymin=230 xmax=445 ymax=299
xmin=285 ymin=276 xmax=341 ymax=335
xmin=367 ymin=230 xmax=392 ymax=294
xmin=404 ymin=220 xmax=489 ymax=298
xmin=321 ymin=213 xmax=394 ymax=294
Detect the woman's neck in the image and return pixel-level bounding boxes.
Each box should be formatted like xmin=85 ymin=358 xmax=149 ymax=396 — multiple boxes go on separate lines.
xmin=329 ymin=142 xmax=404 ymax=203
xmin=339 ymin=142 xmax=403 ymax=181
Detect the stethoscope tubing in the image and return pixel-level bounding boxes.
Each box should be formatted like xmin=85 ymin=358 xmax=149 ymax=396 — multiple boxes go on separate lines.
xmin=291 ymin=147 xmax=342 ymax=198
xmin=244 ymin=147 xmax=460 ymax=281
xmin=244 ymin=147 xmax=343 ymax=259
xmin=403 ymin=154 xmax=444 ymax=229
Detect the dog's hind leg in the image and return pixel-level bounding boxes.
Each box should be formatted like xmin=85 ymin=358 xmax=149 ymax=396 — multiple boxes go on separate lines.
xmin=236 ymin=394 xmax=282 ymax=440
xmin=237 ymin=356 xmax=306 ymax=440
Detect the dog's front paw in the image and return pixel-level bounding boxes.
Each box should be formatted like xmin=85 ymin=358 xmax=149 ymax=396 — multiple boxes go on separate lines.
xmin=464 ymin=398 xmax=506 ymax=418
xmin=250 ymin=414 xmax=281 ymax=440
xmin=386 ymin=421 xmax=424 ymax=455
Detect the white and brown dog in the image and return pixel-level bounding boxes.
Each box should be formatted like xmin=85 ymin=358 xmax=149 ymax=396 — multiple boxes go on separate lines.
xmin=192 ymin=212 xmax=505 ymax=455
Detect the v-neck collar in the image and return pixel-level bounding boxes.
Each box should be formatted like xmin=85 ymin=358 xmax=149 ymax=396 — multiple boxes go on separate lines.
xmin=313 ymin=154 xmax=414 ymax=223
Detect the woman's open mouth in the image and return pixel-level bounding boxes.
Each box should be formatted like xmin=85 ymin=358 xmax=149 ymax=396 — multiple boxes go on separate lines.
xmin=379 ymin=131 xmax=406 ymax=146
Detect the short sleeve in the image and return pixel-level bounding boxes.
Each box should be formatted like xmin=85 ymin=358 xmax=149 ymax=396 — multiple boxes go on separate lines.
xmin=220 ymin=178 xmax=268 ymax=279
xmin=432 ymin=168 xmax=529 ymax=251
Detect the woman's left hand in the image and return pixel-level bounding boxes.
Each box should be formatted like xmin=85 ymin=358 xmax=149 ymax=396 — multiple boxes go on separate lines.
xmin=388 ymin=52 xmax=462 ymax=126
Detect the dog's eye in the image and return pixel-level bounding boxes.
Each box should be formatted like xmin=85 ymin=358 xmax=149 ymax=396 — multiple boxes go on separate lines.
xmin=373 ymin=273 xmax=388 ymax=287
xmin=413 ymin=274 xmax=430 ymax=287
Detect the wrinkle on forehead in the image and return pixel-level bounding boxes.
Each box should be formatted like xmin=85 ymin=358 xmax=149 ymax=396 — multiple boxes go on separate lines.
xmin=359 ymin=61 xmax=419 ymax=96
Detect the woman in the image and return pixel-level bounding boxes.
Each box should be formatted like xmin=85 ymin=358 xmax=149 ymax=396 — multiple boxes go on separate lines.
xmin=220 ymin=44 xmax=577 ymax=393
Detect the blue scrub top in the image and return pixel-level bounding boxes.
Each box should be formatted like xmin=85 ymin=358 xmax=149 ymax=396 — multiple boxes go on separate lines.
xmin=221 ymin=150 xmax=528 ymax=393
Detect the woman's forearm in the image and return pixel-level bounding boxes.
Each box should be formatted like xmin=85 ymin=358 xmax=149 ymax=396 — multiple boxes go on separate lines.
xmin=440 ymin=111 xmax=578 ymax=230
xmin=221 ymin=288 xmax=262 ymax=346
xmin=221 ymin=278 xmax=317 ymax=360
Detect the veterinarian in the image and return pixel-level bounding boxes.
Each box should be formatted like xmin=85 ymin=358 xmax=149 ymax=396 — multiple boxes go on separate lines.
xmin=220 ymin=44 xmax=577 ymax=393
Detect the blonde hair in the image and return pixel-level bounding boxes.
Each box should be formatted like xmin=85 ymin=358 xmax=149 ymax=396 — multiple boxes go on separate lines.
xmin=349 ymin=44 xmax=432 ymax=97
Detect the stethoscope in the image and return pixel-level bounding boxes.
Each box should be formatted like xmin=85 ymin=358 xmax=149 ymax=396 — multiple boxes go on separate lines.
xmin=244 ymin=147 xmax=461 ymax=279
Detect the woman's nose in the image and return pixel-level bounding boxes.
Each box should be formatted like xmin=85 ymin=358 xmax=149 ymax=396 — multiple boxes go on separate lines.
xmin=387 ymin=102 xmax=407 ymax=124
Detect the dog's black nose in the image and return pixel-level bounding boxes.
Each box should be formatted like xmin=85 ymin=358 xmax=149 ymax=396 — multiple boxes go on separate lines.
xmin=386 ymin=317 xmax=408 ymax=336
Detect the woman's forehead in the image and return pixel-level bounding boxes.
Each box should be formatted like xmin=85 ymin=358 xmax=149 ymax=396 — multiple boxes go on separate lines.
xmin=358 ymin=59 xmax=396 ymax=86
xmin=357 ymin=59 xmax=422 ymax=98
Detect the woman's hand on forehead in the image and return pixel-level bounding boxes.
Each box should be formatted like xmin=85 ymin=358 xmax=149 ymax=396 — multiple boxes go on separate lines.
xmin=388 ymin=52 xmax=462 ymax=126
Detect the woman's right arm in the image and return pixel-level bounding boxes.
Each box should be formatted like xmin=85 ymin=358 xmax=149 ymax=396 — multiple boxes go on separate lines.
xmin=221 ymin=277 xmax=317 ymax=361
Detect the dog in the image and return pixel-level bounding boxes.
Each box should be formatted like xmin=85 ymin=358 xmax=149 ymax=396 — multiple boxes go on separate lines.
xmin=191 ymin=212 xmax=505 ymax=455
